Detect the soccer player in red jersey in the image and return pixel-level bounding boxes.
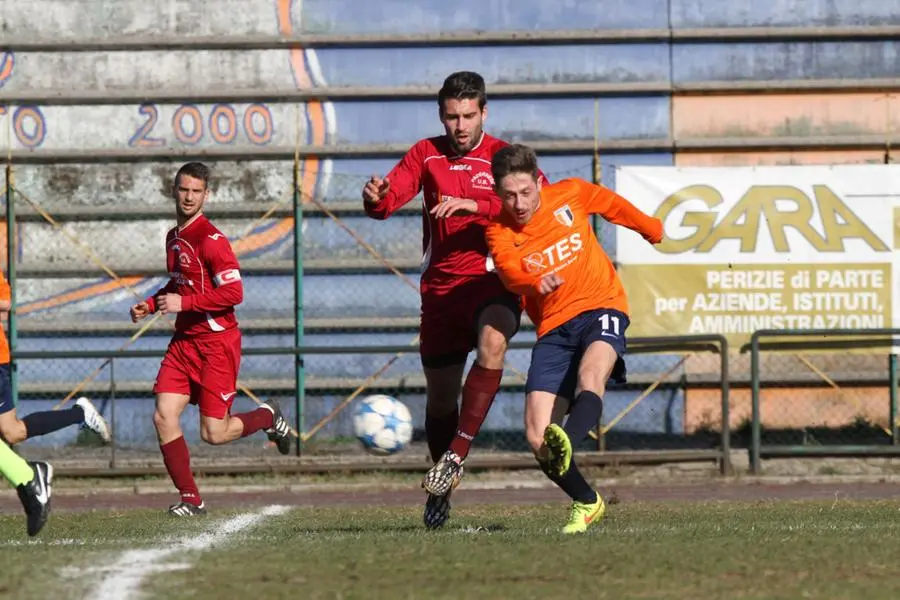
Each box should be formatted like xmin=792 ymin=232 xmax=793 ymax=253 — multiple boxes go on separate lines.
xmin=486 ymin=144 xmax=663 ymax=533
xmin=130 ymin=162 xmax=291 ymax=516
xmin=363 ymin=72 xmax=545 ymax=529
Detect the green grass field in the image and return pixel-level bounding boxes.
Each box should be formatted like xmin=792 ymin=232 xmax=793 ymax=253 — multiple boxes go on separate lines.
xmin=2 ymin=500 xmax=900 ymax=600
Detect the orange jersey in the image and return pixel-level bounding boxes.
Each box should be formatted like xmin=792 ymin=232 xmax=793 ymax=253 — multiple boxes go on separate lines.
xmin=486 ymin=178 xmax=663 ymax=338
xmin=0 ymin=271 xmax=9 ymax=363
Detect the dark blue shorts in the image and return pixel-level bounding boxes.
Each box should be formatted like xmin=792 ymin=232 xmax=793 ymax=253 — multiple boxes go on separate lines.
xmin=0 ymin=363 xmax=12 ymax=415
xmin=525 ymin=308 xmax=629 ymax=400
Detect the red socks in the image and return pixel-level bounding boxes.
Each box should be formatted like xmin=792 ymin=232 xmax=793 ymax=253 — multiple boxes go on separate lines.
xmin=160 ymin=436 xmax=201 ymax=506
xmin=448 ymin=364 xmax=503 ymax=460
xmin=234 ymin=406 xmax=275 ymax=438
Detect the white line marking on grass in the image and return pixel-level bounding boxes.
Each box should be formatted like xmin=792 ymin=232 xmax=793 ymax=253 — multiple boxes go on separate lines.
xmin=87 ymin=505 xmax=290 ymax=600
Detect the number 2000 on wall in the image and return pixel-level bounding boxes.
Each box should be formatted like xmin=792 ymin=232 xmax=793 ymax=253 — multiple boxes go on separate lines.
xmin=129 ymin=103 xmax=275 ymax=147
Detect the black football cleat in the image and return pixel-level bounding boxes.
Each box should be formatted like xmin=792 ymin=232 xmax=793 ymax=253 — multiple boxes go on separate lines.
xmin=17 ymin=461 xmax=53 ymax=537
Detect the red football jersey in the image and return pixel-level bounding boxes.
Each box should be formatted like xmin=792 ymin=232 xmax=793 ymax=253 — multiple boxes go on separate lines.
xmin=364 ymin=133 xmax=544 ymax=280
xmin=146 ymin=214 xmax=243 ymax=337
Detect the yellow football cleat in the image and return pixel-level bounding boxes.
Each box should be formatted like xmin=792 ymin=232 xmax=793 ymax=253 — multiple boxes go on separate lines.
xmin=562 ymin=493 xmax=606 ymax=534
xmin=543 ymin=423 xmax=573 ymax=477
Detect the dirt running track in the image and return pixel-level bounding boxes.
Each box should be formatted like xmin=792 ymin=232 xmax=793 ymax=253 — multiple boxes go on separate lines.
xmin=3 ymin=482 xmax=900 ymax=513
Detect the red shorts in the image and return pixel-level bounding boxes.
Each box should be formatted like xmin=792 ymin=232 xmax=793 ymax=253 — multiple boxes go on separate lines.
xmin=419 ymin=273 xmax=521 ymax=368
xmin=153 ymin=328 xmax=242 ymax=419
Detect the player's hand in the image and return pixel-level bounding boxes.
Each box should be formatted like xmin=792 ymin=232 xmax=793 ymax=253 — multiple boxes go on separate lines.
xmin=156 ymin=293 xmax=183 ymax=315
xmin=537 ymin=273 xmax=564 ymax=295
xmin=130 ymin=301 xmax=151 ymax=323
xmin=430 ymin=196 xmax=478 ymax=219
xmin=362 ymin=175 xmax=390 ymax=204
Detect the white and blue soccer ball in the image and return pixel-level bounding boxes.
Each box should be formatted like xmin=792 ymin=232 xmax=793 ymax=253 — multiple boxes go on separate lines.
xmin=353 ymin=394 xmax=413 ymax=456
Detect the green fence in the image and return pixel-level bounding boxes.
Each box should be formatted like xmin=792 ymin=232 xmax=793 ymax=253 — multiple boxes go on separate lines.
xmin=10 ymin=335 xmax=730 ymax=475
xmin=747 ymin=328 xmax=900 ymax=474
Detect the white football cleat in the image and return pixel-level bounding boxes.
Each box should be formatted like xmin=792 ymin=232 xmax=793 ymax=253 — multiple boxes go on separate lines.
xmin=76 ymin=396 xmax=111 ymax=443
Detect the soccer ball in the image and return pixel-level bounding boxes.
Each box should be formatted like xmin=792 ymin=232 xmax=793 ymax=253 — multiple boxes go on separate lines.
xmin=353 ymin=394 xmax=413 ymax=456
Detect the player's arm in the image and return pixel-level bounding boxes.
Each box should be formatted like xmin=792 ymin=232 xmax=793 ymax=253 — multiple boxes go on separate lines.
xmin=485 ymin=225 xmax=545 ymax=297
xmin=0 ymin=272 xmax=10 ymax=313
xmin=577 ymin=179 xmax=663 ymax=243
xmin=363 ymin=143 xmax=425 ymax=220
xmin=181 ymin=237 xmax=244 ymax=312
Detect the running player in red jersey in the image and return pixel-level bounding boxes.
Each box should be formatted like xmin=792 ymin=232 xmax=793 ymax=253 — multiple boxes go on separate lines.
xmin=486 ymin=144 xmax=663 ymax=533
xmin=130 ymin=162 xmax=292 ymax=516
xmin=363 ymin=72 xmax=545 ymax=529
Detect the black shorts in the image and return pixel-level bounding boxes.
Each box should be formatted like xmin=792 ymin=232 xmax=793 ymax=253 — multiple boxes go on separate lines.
xmin=0 ymin=363 xmax=12 ymax=415
xmin=525 ymin=308 xmax=629 ymax=400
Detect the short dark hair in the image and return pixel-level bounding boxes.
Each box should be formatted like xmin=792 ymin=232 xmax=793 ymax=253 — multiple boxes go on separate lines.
xmin=491 ymin=144 xmax=539 ymax=184
xmin=175 ymin=162 xmax=211 ymax=189
xmin=438 ymin=71 xmax=487 ymax=111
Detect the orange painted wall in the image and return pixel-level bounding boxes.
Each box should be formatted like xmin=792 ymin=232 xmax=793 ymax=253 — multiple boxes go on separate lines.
xmin=685 ymin=387 xmax=892 ymax=433
xmin=673 ymin=93 xmax=899 ymax=166
xmin=673 ymin=93 xmax=900 ymax=139
xmin=674 ymin=150 xmax=889 ymax=166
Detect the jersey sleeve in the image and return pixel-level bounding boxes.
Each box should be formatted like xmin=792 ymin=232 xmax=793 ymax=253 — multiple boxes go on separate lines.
xmin=364 ymin=142 xmax=425 ymax=220
xmin=145 ymin=279 xmax=177 ymax=314
xmin=576 ymin=179 xmax=663 ymax=243
xmin=485 ymin=224 xmax=543 ymax=297
xmin=0 ymin=272 xmax=10 ymax=307
xmin=181 ymin=234 xmax=244 ymax=312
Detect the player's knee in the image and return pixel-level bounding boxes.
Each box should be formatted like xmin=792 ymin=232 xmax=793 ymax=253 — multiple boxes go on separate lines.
xmin=199 ymin=422 xmax=229 ymax=445
xmin=152 ymin=408 xmax=180 ymax=435
xmin=425 ymin=394 xmax=457 ymax=418
xmin=476 ymin=328 xmax=508 ymax=365
xmin=152 ymin=409 xmax=167 ymax=430
xmin=0 ymin=419 xmax=26 ymax=445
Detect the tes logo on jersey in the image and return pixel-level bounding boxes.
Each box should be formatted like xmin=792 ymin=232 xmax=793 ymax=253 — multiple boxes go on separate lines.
xmin=522 ymin=233 xmax=583 ymax=274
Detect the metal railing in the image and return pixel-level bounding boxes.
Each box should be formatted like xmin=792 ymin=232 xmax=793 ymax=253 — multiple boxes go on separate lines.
xmin=4 ymin=25 xmax=900 ymax=52
xmin=12 ymin=334 xmax=730 ymax=475
xmin=747 ymin=328 xmax=900 ymax=474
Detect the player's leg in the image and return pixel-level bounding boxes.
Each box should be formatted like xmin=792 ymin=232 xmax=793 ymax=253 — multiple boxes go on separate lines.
xmin=417 ymin=283 xmax=473 ymax=529
xmin=557 ymin=308 xmax=630 ymax=468
xmin=12 ymin=398 xmax=110 ymax=445
xmin=200 ymin=400 xmax=288 ymax=450
xmin=153 ymin=340 xmax=205 ymax=515
xmin=0 ymin=400 xmax=26 ymax=444
xmin=525 ymin=330 xmax=605 ymax=533
xmin=0 ymin=439 xmax=53 ymax=536
xmin=421 ymin=359 xmax=466 ymax=530
xmin=154 ymin=391 xmax=203 ymax=515
xmin=424 ymin=297 xmax=519 ymax=496
xmin=419 ymin=317 xmax=467 ymax=466
xmin=195 ymin=330 xmax=290 ymax=452
xmin=527 ymin=389 xmax=604 ymax=534
xmin=0 ymin=362 xmax=109 ymax=444
xmin=564 ymin=341 xmax=617 ymax=443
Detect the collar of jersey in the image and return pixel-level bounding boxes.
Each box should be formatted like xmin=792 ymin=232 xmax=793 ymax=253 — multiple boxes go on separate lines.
xmin=178 ymin=212 xmax=205 ymax=233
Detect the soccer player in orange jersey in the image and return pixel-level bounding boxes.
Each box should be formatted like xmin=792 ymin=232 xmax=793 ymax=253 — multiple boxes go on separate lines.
xmin=486 ymin=144 xmax=663 ymax=533
xmin=0 ymin=271 xmax=110 ymax=447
